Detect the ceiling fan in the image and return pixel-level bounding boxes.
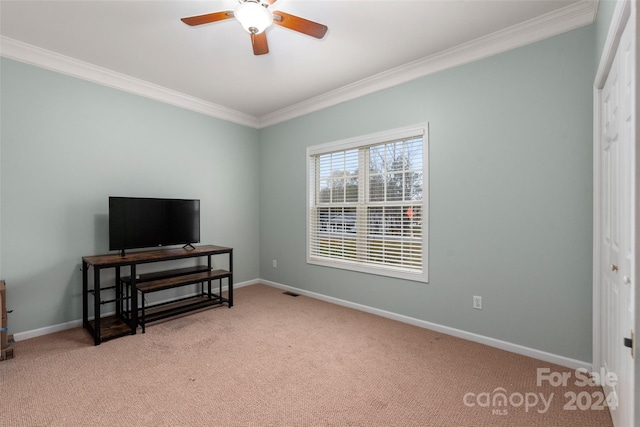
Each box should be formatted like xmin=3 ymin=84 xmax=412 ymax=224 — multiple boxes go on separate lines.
xmin=180 ymin=0 xmax=328 ymax=56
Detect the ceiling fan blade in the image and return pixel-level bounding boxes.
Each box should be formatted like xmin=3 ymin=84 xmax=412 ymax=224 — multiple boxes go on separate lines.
xmin=251 ymin=32 xmax=269 ymax=55
xmin=272 ymin=11 xmax=327 ymax=39
xmin=181 ymin=11 xmax=234 ymax=26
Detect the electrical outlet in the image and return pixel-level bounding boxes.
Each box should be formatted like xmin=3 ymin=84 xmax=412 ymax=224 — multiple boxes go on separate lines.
xmin=272 ymin=259 xmax=277 ymax=268
xmin=473 ymin=296 xmax=482 ymax=310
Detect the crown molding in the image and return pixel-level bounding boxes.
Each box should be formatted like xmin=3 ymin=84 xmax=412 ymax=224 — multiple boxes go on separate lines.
xmin=258 ymin=0 xmax=598 ymax=128
xmin=0 ymin=36 xmax=259 ymax=128
xmin=1 ymin=1 xmax=597 ymax=130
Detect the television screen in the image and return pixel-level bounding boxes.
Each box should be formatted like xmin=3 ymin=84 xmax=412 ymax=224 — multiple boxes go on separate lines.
xmin=109 ymin=197 xmax=200 ymax=252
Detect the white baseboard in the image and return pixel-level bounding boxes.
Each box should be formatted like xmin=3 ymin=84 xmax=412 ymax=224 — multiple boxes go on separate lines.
xmin=14 ymin=319 xmax=84 ymax=341
xmin=259 ymin=279 xmax=592 ymax=371
xmin=12 ymin=278 xmax=260 ymax=342
xmin=13 ymin=278 xmax=591 ymax=371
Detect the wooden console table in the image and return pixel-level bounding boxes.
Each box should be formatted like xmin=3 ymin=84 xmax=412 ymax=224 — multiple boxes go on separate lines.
xmin=82 ymin=245 xmax=232 ymax=345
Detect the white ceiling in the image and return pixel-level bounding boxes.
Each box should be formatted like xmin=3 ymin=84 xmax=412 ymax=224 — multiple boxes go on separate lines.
xmin=0 ymin=0 xmax=597 ymax=128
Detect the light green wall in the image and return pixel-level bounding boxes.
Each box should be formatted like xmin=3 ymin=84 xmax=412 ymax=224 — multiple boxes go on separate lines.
xmin=0 ymin=19 xmax=603 ymax=362
xmin=0 ymin=58 xmax=260 ymax=333
xmin=595 ymin=0 xmax=619 ymax=61
xmin=259 ymin=25 xmax=595 ymax=362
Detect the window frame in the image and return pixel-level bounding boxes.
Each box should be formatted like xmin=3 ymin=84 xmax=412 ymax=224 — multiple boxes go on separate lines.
xmin=306 ymin=123 xmax=429 ymax=283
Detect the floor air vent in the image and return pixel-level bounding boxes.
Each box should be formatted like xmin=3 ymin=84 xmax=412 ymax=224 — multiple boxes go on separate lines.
xmin=283 ymin=291 xmax=300 ymax=297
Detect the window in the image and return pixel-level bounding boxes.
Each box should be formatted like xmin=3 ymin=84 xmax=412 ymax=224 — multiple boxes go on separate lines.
xmin=307 ymin=124 xmax=428 ymax=282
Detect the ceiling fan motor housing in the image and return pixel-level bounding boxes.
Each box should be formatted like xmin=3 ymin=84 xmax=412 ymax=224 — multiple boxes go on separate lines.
xmin=235 ymin=0 xmax=273 ymax=34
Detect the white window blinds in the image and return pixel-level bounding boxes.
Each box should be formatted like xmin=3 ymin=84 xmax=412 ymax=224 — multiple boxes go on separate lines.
xmin=307 ymin=124 xmax=428 ymax=282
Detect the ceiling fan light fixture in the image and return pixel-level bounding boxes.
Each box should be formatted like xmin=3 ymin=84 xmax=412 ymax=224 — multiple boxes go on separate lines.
xmin=235 ymin=0 xmax=273 ymax=34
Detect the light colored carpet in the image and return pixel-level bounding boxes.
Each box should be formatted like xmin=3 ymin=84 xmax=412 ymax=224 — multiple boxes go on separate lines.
xmin=0 ymin=284 xmax=613 ymax=426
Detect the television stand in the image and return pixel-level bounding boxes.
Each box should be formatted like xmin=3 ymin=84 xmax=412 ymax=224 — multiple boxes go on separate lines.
xmin=82 ymin=245 xmax=233 ymax=345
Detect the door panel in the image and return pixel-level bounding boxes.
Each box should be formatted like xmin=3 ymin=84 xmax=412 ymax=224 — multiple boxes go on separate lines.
xmin=599 ymin=14 xmax=635 ymax=427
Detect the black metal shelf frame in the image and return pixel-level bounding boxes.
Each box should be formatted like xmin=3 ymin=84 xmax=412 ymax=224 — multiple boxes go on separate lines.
xmin=82 ymin=245 xmax=233 ymax=345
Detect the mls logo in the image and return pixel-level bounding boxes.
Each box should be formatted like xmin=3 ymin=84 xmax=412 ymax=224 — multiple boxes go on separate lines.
xmin=492 ymin=409 xmax=508 ymax=416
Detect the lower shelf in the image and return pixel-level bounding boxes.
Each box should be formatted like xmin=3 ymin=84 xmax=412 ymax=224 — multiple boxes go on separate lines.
xmin=88 ymin=315 xmax=132 ymax=342
xmin=139 ymin=294 xmax=229 ymax=327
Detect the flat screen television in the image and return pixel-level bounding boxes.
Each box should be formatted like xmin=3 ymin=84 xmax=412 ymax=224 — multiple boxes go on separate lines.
xmin=109 ymin=197 xmax=200 ymax=254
